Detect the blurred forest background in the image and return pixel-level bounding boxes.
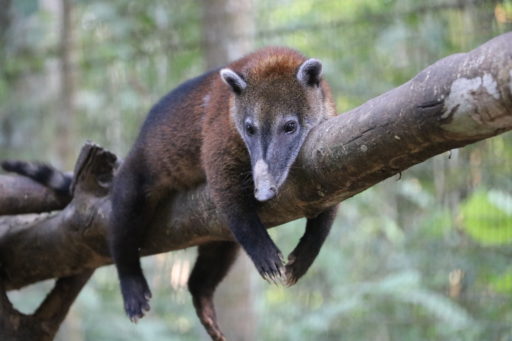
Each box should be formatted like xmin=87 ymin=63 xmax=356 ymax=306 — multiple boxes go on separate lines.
xmin=1 ymin=0 xmax=512 ymax=340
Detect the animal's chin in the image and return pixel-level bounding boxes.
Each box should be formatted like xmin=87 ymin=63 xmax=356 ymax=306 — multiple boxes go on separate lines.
xmin=255 ymin=190 xmax=276 ymax=202
xmin=255 ymin=179 xmax=286 ymax=202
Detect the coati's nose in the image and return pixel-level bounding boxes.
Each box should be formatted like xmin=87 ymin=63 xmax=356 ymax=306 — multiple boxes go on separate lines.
xmin=253 ymin=159 xmax=277 ymax=202
xmin=254 ymin=186 xmax=277 ymax=202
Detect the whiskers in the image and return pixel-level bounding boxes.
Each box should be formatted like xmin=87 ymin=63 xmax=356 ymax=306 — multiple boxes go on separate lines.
xmin=239 ymin=170 xmax=254 ymax=190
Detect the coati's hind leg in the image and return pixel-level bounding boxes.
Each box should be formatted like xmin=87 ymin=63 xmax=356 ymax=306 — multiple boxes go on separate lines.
xmin=188 ymin=241 xmax=240 ymax=341
xmin=285 ymin=205 xmax=338 ymax=286
xmin=109 ymin=165 xmax=157 ymax=322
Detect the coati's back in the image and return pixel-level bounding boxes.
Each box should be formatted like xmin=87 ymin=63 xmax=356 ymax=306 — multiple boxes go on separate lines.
xmin=121 ymin=69 xmax=219 ymax=192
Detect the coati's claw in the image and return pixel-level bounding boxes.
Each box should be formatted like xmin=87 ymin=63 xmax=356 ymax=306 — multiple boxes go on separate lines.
xmin=263 ymin=272 xmax=280 ymax=285
xmin=120 ymin=275 xmax=152 ymax=322
xmin=263 ymin=273 xmax=278 ymax=285
xmin=279 ymin=252 xmax=286 ymax=266
xmin=284 ymin=269 xmax=298 ymax=287
xmin=269 ymin=272 xmax=285 ymax=286
xmin=257 ymin=252 xmax=286 ymax=286
xmin=284 ymin=254 xmax=299 ymax=286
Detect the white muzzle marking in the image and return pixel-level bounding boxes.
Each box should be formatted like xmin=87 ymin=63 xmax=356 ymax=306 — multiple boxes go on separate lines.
xmin=253 ymin=159 xmax=277 ymax=202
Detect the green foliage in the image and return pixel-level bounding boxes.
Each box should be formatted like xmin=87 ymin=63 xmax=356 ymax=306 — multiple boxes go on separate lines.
xmin=490 ymin=269 xmax=512 ymax=294
xmin=460 ymin=190 xmax=512 ymax=245
xmin=260 ymin=270 xmax=481 ymax=340
xmin=2 ymin=0 xmax=512 ymax=340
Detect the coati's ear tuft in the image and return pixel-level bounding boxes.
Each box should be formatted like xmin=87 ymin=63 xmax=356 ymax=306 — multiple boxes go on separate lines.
xmin=220 ymin=68 xmax=247 ymax=95
xmin=297 ymin=58 xmax=322 ymax=87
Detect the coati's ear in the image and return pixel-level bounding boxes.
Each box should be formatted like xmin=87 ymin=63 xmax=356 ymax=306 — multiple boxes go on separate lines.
xmin=220 ymin=68 xmax=247 ymax=95
xmin=297 ymin=58 xmax=322 ymax=87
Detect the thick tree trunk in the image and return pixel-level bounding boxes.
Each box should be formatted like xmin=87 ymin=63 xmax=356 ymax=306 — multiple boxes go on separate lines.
xmin=200 ymin=1 xmax=257 ymax=340
xmin=56 ymin=0 xmax=76 ymax=168
xmin=201 ymin=0 xmax=255 ymax=69
xmin=0 ymin=0 xmax=12 ymax=147
xmin=0 ymin=31 xmax=511 ymax=301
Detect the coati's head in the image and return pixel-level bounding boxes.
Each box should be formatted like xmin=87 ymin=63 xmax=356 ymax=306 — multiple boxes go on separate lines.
xmin=220 ymin=47 xmax=335 ymax=202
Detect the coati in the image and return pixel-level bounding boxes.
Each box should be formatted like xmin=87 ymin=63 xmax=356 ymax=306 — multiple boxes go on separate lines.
xmin=111 ymin=46 xmax=338 ymax=340
xmin=3 ymin=47 xmax=338 ymax=341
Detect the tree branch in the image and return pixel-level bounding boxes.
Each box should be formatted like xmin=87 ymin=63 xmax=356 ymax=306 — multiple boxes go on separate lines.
xmin=0 ymin=175 xmax=69 ymax=215
xmin=0 ymin=270 xmax=93 ymax=341
xmin=1 ymin=32 xmax=511 ymax=291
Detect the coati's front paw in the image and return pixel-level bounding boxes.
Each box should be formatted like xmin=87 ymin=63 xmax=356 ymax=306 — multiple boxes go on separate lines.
xmin=120 ymin=275 xmax=152 ymax=323
xmin=284 ymin=253 xmax=311 ymax=287
xmin=251 ymin=247 xmax=285 ymax=285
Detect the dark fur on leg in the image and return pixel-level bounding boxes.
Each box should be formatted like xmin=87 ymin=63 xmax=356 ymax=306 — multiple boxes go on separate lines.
xmin=285 ymin=205 xmax=338 ymax=286
xmin=188 ymin=241 xmax=240 ymax=341
xmin=225 ymin=208 xmax=284 ymax=284
xmin=109 ymin=164 xmax=156 ymax=322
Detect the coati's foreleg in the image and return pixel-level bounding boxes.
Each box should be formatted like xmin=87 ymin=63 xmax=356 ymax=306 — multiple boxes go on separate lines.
xmin=109 ymin=164 xmax=157 ymax=322
xmin=285 ymin=205 xmax=338 ymax=286
xmin=224 ymin=205 xmax=285 ymax=282
xmin=188 ymin=241 xmax=239 ymax=341
xmin=204 ymin=146 xmax=285 ymax=283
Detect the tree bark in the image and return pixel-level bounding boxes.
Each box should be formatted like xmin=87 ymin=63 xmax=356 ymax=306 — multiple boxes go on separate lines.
xmin=201 ymin=0 xmax=255 ymax=69
xmin=0 ymin=175 xmax=70 ymax=215
xmin=0 ymin=32 xmax=511 ymax=292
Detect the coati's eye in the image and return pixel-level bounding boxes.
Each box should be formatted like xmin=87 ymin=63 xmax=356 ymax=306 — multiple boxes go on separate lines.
xmin=245 ymin=122 xmax=256 ymax=136
xmin=283 ymin=120 xmax=298 ymax=134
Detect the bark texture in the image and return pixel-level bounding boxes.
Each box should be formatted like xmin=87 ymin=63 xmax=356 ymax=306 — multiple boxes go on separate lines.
xmin=0 ymin=175 xmax=69 ymax=215
xmin=1 ymin=32 xmax=511 ymax=293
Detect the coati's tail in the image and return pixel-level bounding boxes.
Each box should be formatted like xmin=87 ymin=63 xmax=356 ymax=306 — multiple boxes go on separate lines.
xmin=1 ymin=160 xmax=72 ymax=195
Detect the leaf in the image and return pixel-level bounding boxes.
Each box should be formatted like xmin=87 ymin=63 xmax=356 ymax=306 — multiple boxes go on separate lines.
xmin=490 ymin=270 xmax=512 ymax=294
xmin=460 ymin=190 xmax=512 ymax=245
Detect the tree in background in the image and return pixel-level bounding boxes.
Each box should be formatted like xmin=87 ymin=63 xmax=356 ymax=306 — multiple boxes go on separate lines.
xmin=1 ymin=1 xmax=512 ymax=340
xmin=56 ymin=0 xmax=76 ymax=168
xmin=200 ymin=0 xmax=256 ymax=340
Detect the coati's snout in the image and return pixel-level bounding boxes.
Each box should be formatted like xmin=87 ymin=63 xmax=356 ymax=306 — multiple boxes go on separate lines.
xmin=248 ymin=119 xmax=304 ymax=202
xmin=253 ymin=159 xmax=277 ymax=201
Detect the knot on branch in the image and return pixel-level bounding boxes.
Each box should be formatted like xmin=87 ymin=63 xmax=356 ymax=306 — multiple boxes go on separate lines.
xmin=71 ymin=141 xmax=118 ymax=197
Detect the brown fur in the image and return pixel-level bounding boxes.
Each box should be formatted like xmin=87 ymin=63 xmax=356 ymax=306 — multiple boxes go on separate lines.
xmin=109 ymin=46 xmax=337 ymax=340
